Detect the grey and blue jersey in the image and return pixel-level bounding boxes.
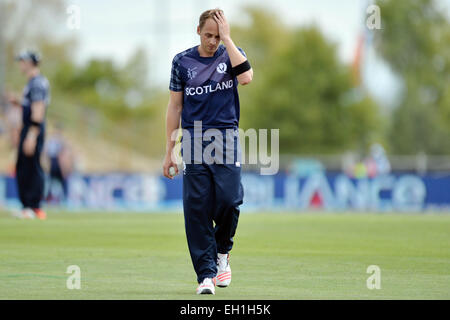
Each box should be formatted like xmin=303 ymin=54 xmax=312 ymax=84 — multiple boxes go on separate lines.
xmin=21 ymin=74 xmax=50 ymax=128
xmin=169 ymin=44 xmax=246 ymax=133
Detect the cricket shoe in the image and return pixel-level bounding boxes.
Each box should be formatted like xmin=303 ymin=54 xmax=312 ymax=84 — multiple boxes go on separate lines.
xmin=12 ymin=208 xmax=35 ymax=219
xmin=216 ymin=253 xmax=231 ymax=287
xmin=196 ymin=277 xmax=216 ymax=295
xmin=33 ymin=208 xmax=47 ymax=220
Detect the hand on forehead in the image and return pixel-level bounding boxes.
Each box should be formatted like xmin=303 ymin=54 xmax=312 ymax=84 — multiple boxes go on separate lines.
xmin=202 ymin=18 xmax=219 ymax=33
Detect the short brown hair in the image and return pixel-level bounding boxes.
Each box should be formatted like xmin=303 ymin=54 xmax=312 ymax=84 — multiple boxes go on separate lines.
xmin=199 ymin=8 xmax=223 ymax=30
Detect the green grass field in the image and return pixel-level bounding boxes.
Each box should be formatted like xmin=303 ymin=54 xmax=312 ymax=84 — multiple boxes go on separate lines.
xmin=0 ymin=210 xmax=449 ymax=300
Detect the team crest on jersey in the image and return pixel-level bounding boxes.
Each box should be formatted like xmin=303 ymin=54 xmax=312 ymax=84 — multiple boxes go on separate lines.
xmin=216 ymin=63 xmax=227 ymax=74
xmin=187 ymin=67 xmax=198 ymax=80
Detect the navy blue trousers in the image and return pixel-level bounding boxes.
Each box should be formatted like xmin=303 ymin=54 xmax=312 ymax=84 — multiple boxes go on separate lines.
xmin=16 ymin=126 xmax=45 ymax=209
xmin=183 ymin=162 xmax=243 ymax=283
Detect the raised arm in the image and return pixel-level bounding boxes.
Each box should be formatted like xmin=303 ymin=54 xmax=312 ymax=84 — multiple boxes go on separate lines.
xmin=213 ymin=10 xmax=253 ymax=86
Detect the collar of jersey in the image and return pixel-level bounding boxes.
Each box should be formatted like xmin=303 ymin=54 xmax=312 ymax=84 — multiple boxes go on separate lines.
xmin=193 ymin=44 xmax=225 ymax=61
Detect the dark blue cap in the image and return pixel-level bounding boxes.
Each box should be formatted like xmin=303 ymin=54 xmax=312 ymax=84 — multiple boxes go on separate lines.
xmin=15 ymin=50 xmax=41 ymax=65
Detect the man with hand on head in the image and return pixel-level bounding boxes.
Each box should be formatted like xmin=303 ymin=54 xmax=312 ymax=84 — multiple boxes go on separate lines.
xmin=163 ymin=9 xmax=253 ymax=295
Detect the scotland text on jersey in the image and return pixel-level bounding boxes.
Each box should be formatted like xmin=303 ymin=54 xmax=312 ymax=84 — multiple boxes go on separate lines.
xmin=185 ymin=79 xmax=234 ymax=96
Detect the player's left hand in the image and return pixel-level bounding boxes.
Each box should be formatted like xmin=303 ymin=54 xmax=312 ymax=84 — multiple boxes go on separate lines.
xmin=23 ymin=136 xmax=37 ymax=156
xmin=214 ymin=10 xmax=231 ymax=43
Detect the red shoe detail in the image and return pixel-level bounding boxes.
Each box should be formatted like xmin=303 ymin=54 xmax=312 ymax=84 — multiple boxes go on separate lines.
xmin=33 ymin=209 xmax=47 ymax=220
xmin=217 ymin=272 xmax=231 ymax=280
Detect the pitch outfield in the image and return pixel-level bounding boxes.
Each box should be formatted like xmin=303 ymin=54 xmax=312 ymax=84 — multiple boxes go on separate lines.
xmin=0 ymin=210 xmax=449 ymax=300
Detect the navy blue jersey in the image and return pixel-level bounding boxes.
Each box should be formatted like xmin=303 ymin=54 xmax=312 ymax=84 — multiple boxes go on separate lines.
xmin=170 ymin=44 xmax=246 ymax=133
xmin=21 ymin=74 xmax=50 ymax=128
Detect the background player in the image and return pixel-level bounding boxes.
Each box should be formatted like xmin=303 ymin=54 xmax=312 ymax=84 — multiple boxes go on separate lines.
xmin=9 ymin=51 xmax=50 ymax=219
xmin=163 ymin=9 xmax=253 ymax=295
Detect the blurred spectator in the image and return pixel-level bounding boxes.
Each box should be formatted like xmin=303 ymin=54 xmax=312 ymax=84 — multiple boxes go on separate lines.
xmin=44 ymin=124 xmax=74 ymax=202
xmin=368 ymin=143 xmax=391 ymax=176
xmin=344 ymin=143 xmax=391 ymax=179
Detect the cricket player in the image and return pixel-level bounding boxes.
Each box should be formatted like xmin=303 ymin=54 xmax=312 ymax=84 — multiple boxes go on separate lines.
xmin=10 ymin=51 xmax=50 ymax=219
xmin=163 ymin=9 xmax=253 ymax=294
